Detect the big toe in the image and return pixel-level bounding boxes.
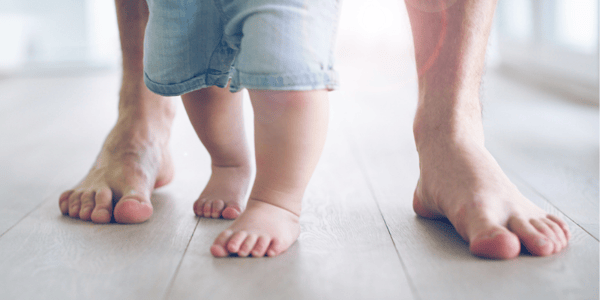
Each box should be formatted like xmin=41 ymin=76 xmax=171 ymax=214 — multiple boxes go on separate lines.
xmin=211 ymin=230 xmax=234 ymax=257
xmin=222 ymin=205 xmax=242 ymax=220
xmin=469 ymin=227 xmax=521 ymax=259
xmin=114 ymin=196 xmax=153 ymax=224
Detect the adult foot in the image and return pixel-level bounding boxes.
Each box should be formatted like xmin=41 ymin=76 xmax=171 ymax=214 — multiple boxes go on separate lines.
xmin=210 ymin=199 xmax=301 ymax=257
xmin=58 ymin=81 xmax=175 ymax=223
xmin=193 ymin=164 xmax=252 ymax=219
xmin=412 ymin=118 xmax=570 ymax=259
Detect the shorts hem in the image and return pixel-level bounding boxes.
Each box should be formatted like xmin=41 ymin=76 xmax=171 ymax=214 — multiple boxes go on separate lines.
xmin=144 ymin=70 xmax=340 ymax=96
xmin=229 ymin=70 xmax=339 ymax=93
xmin=143 ymin=72 xmax=230 ymax=97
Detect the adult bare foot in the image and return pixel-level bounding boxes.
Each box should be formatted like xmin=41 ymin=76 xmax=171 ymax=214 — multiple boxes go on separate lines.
xmin=412 ymin=112 xmax=570 ymax=259
xmin=210 ymin=199 xmax=301 ymax=257
xmin=58 ymin=81 xmax=175 ymax=223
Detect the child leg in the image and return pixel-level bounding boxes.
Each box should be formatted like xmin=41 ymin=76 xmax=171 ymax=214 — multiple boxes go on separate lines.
xmin=181 ymin=86 xmax=252 ymax=219
xmin=211 ymin=89 xmax=329 ymax=257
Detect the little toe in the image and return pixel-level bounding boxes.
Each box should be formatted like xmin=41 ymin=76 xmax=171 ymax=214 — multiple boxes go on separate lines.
xmin=211 ymin=230 xmax=234 ymax=257
xmin=222 ymin=205 xmax=242 ymax=220
xmin=238 ymin=234 xmax=259 ymax=257
xmin=59 ymin=190 xmax=74 ymax=215
xmin=226 ymin=231 xmax=248 ymax=253
xmin=469 ymin=226 xmax=521 ymax=259
xmin=68 ymin=191 xmax=83 ymax=218
xmin=251 ymin=236 xmax=271 ymax=257
xmin=508 ymin=217 xmax=554 ymax=256
xmin=211 ymin=200 xmax=225 ymax=219
xmin=79 ymin=191 xmax=96 ymax=221
xmin=90 ymin=188 xmax=113 ymax=223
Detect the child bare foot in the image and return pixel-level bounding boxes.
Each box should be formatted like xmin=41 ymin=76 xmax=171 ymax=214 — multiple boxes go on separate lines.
xmin=182 ymin=87 xmax=252 ymax=219
xmin=205 ymin=90 xmax=328 ymax=258
xmin=210 ymin=199 xmax=301 ymax=257
xmin=413 ymin=120 xmax=570 ymax=259
xmin=58 ymin=83 xmax=175 ymax=223
xmin=193 ymin=164 xmax=252 ymax=219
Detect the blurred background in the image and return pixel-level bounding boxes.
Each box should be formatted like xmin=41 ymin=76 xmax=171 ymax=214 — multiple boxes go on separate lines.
xmin=0 ymin=0 xmax=598 ymax=105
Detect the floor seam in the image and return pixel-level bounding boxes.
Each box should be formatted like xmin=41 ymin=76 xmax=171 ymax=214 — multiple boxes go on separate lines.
xmin=0 ymin=195 xmax=50 ymax=239
xmin=162 ymin=217 xmax=202 ymax=300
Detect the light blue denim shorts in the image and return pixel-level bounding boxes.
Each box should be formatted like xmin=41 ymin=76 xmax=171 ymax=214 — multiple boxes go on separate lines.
xmin=143 ymin=0 xmax=341 ymax=96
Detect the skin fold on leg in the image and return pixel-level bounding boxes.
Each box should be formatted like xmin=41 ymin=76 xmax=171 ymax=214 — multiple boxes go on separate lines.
xmin=405 ymin=0 xmax=570 ymax=259
xmin=210 ymin=89 xmax=329 ymax=258
xmin=58 ymin=0 xmax=175 ymax=224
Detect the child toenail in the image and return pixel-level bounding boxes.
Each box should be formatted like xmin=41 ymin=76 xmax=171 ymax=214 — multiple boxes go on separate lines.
xmin=536 ymin=238 xmax=548 ymax=247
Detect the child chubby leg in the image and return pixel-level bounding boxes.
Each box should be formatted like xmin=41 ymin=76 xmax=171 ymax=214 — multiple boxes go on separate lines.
xmin=211 ymin=90 xmax=329 ymax=257
xmin=181 ymin=86 xmax=252 ymax=219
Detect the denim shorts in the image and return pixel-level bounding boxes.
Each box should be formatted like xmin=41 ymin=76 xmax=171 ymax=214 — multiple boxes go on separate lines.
xmin=143 ymin=0 xmax=341 ymax=96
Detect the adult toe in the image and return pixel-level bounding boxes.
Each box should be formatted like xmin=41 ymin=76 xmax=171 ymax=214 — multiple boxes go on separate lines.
xmin=79 ymin=191 xmax=96 ymax=221
xmin=68 ymin=191 xmax=83 ymax=218
xmin=508 ymin=217 xmax=554 ymax=256
xmin=469 ymin=225 xmax=521 ymax=259
xmin=59 ymin=190 xmax=74 ymax=215
xmin=91 ymin=188 xmax=113 ymax=223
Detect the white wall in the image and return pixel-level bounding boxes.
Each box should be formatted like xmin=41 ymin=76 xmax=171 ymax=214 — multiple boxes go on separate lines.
xmin=0 ymin=0 xmax=119 ymax=73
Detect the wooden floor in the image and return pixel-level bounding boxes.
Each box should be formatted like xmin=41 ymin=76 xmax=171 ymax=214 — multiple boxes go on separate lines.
xmin=1 ymin=3 xmax=598 ymax=299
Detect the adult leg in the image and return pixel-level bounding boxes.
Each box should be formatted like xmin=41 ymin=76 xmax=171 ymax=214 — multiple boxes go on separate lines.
xmin=58 ymin=0 xmax=175 ymax=223
xmin=181 ymin=86 xmax=252 ymax=219
xmin=405 ymin=0 xmax=570 ymax=259
xmin=211 ymin=90 xmax=329 ymax=257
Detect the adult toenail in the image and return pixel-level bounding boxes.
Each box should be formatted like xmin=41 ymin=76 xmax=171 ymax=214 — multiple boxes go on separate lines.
xmin=125 ymin=190 xmax=141 ymax=197
xmin=81 ymin=207 xmax=90 ymax=214
xmin=483 ymin=231 xmax=502 ymax=239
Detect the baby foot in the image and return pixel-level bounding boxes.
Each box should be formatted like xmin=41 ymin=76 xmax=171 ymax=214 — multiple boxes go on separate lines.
xmin=210 ymin=199 xmax=301 ymax=257
xmin=193 ymin=164 xmax=252 ymax=219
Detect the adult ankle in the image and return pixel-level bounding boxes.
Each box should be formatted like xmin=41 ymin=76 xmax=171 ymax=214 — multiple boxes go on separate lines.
xmin=413 ymin=98 xmax=485 ymax=149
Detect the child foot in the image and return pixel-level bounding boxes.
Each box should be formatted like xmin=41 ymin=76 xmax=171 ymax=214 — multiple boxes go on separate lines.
xmin=210 ymin=199 xmax=301 ymax=257
xmin=58 ymin=84 xmax=175 ymax=224
xmin=193 ymin=164 xmax=252 ymax=219
xmin=413 ymin=134 xmax=570 ymax=259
